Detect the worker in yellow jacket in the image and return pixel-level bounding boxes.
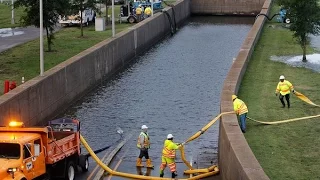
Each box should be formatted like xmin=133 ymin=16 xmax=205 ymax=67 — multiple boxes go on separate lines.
xmin=275 ymin=75 xmax=295 ymax=108
xmin=232 ymin=95 xmax=248 ymax=133
xmin=136 ymin=125 xmax=154 ymax=168
xmin=135 ymin=5 xmax=143 ymax=22
xmin=144 ymin=6 xmax=152 ymax=18
xmin=159 ymin=134 xmax=181 ymax=178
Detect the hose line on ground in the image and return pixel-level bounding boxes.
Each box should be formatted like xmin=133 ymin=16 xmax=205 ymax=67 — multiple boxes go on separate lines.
xmin=163 ymin=10 xmax=175 ymax=35
xmin=80 ymin=111 xmax=238 ymax=179
xmin=80 ymin=135 xmax=219 ymax=179
xmin=255 ymin=13 xmax=280 ymax=21
xmin=162 ymin=0 xmax=177 ymax=32
xmin=248 ymin=91 xmax=320 ymax=125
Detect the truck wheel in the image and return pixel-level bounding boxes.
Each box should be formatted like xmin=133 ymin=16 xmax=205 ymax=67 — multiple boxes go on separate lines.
xmin=128 ymin=16 xmax=136 ymax=24
xmin=65 ymin=161 xmax=75 ymax=180
xmin=79 ymin=155 xmax=89 ymax=172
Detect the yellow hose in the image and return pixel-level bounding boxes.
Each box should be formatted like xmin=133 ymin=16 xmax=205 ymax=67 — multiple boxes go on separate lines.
xmin=187 ymin=167 xmax=219 ymax=180
xmin=185 ymin=111 xmax=234 ymax=143
xmin=247 ymin=114 xmax=320 ymax=125
xmin=294 ymin=91 xmax=320 ymax=107
xmin=80 ymin=112 xmax=232 ymax=179
xmin=179 ymin=145 xmax=194 ymax=170
xmin=184 ymin=165 xmax=217 ymax=174
xmin=81 ymin=134 xmax=220 ymax=180
xmin=80 ymin=135 xmax=177 ymax=180
xmin=248 ymin=91 xmax=320 ymax=125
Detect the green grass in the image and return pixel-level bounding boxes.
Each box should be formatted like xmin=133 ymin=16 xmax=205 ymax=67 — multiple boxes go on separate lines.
xmin=0 ymin=3 xmax=25 ymax=28
xmin=239 ymin=4 xmax=320 ymax=180
xmin=0 ymin=23 xmax=132 ymax=94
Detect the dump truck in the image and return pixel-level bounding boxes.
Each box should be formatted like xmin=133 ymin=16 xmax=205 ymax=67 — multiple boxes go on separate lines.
xmin=0 ymin=118 xmax=88 ymax=180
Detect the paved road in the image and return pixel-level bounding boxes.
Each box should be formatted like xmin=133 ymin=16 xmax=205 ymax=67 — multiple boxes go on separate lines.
xmin=0 ymin=26 xmax=40 ymax=53
xmin=0 ymin=25 xmax=61 ymax=53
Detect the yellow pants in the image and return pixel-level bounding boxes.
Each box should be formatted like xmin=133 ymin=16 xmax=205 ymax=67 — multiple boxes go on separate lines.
xmin=160 ymin=156 xmax=176 ymax=173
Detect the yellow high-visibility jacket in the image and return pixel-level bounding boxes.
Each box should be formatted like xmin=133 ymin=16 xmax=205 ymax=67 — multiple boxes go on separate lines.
xmin=144 ymin=7 xmax=152 ymax=15
xmin=136 ymin=7 xmax=142 ymax=15
xmin=233 ymin=98 xmax=248 ymax=115
xmin=276 ymin=80 xmax=294 ymax=95
xmin=162 ymin=140 xmax=179 ymax=159
xmin=137 ymin=132 xmax=150 ymax=149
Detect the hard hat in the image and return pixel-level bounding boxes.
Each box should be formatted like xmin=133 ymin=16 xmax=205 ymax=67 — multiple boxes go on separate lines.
xmin=141 ymin=125 xmax=148 ymax=129
xmin=167 ymin=134 xmax=174 ymax=139
xmin=279 ymin=75 xmax=285 ymax=79
xmin=232 ymin=95 xmax=237 ymax=100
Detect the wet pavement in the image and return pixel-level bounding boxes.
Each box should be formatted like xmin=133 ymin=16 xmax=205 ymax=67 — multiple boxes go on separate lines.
xmin=0 ymin=25 xmax=60 ymax=53
xmin=59 ymin=16 xmax=254 ymax=179
xmin=0 ymin=26 xmax=40 ymax=53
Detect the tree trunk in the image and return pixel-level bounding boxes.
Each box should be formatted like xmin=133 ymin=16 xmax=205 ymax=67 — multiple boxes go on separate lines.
xmin=302 ymin=45 xmax=307 ymax=62
xmin=302 ymin=34 xmax=307 ymax=62
xmin=45 ymin=26 xmax=52 ymax=52
xmin=80 ymin=8 xmax=84 ymax=37
xmin=105 ymin=0 xmax=109 ymax=25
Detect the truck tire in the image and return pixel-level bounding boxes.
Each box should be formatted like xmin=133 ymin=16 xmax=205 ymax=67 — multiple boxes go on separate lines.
xmin=79 ymin=155 xmax=89 ymax=172
xmin=65 ymin=161 xmax=75 ymax=180
xmin=128 ymin=16 xmax=136 ymax=24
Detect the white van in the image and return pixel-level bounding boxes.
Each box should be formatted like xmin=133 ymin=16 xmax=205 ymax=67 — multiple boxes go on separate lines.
xmin=59 ymin=9 xmax=96 ymax=26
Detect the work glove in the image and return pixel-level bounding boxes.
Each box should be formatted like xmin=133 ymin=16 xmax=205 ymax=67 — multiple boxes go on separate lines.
xmin=292 ymin=90 xmax=295 ymax=94
xmin=275 ymin=92 xmax=278 ymax=96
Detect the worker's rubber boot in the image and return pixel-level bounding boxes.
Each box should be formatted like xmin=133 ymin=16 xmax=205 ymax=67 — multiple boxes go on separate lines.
xmin=136 ymin=158 xmax=143 ymax=167
xmin=146 ymin=159 xmax=154 ymax=168
xmin=172 ymin=172 xmax=177 ymax=178
xmin=160 ymin=173 xmax=164 ymax=177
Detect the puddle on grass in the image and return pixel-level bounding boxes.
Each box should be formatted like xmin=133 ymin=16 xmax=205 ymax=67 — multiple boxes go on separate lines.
xmin=271 ymin=54 xmax=320 ymax=73
xmin=0 ymin=28 xmax=24 ymax=37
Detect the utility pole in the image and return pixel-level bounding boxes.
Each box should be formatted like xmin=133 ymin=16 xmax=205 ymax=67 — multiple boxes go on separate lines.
xmin=151 ymin=0 xmax=153 ymax=16
xmin=112 ymin=0 xmax=115 ymax=37
xmin=11 ymin=0 xmax=14 ymax=24
xmin=40 ymin=0 xmax=44 ymax=76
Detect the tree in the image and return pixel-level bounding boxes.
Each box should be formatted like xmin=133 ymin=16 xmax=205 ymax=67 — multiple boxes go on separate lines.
xmin=70 ymin=0 xmax=99 ymax=37
xmin=278 ymin=0 xmax=320 ymax=62
xmin=15 ymin=0 xmax=70 ymax=52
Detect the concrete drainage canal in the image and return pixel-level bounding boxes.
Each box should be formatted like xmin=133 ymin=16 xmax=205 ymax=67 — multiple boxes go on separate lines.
xmin=58 ymin=16 xmax=254 ymax=180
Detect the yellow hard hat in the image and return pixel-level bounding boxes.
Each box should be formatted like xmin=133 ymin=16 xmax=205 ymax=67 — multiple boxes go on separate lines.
xmin=232 ymin=95 xmax=237 ymax=100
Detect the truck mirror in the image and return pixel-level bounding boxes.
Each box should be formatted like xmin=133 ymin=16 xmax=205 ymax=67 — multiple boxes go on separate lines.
xmin=34 ymin=144 xmax=40 ymax=157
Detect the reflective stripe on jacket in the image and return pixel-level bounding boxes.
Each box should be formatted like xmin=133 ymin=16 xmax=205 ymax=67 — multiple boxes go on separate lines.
xmin=137 ymin=132 xmax=150 ymax=148
xmin=233 ymin=98 xmax=248 ymax=115
xmin=276 ymin=80 xmax=294 ymax=95
xmin=162 ymin=139 xmax=179 ymax=159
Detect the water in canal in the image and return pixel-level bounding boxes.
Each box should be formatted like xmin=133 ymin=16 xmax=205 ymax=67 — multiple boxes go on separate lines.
xmin=61 ymin=16 xmax=254 ymax=179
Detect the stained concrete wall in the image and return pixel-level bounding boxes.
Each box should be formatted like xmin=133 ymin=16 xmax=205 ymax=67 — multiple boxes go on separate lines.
xmin=0 ymin=0 xmax=190 ymax=126
xmin=218 ymin=0 xmax=271 ymax=179
xmin=191 ymin=0 xmax=265 ymax=15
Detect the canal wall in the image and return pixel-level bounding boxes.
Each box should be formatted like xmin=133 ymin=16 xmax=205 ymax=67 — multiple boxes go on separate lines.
xmin=218 ymin=0 xmax=271 ymax=179
xmin=0 ymin=0 xmax=190 ymax=126
xmin=190 ymin=0 xmax=265 ymax=15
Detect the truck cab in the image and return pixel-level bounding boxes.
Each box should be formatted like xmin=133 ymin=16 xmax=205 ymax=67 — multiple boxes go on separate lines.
xmin=0 ymin=118 xmax=88 ymax=180
xmin=0 ymin=123 xmax=46 ymax=180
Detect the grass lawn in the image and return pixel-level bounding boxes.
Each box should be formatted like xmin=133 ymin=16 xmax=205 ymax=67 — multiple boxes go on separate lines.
xmin=0 ymin=23 xmax=132 ymax=94
xmin=239 ymin=4 xmax=320 ymax=180
xmin=0 ymin=3 xmax=25 ymax=28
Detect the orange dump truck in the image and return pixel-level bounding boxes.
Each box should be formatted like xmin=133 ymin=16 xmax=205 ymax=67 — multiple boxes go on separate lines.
xmin=0 ymin=118 xmax=89 ymax=180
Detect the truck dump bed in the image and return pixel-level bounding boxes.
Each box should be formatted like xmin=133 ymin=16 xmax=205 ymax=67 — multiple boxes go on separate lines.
xmin=46 ymin=118 xmax=80 ymax=164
